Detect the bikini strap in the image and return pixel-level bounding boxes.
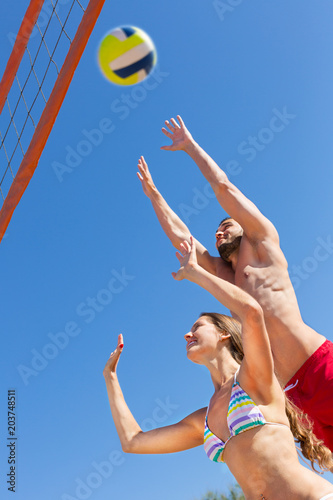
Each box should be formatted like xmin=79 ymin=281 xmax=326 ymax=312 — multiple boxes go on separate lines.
xmin=233 ymin=366 xmax=241 ymax=385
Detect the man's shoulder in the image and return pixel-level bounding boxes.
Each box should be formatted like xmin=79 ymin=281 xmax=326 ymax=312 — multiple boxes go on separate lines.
xmin=241 ymin=232 xmax=287 ymax=268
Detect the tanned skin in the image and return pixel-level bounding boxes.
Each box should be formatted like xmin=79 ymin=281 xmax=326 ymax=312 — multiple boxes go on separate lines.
xmin=137 ymin=116 xmax=326 ymax=386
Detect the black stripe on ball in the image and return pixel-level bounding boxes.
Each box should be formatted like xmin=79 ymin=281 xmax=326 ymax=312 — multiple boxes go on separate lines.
xmin=114 ymin=51 xmax=155 ymax=79
xmin=122 ymin=26 xmax=136 ymax=38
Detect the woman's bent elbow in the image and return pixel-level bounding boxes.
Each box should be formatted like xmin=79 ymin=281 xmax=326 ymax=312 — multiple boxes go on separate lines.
xmin=121 ymin=442 xmax=133 ymax=453
xmin=121 ymin=432 xmax=144 ymax=454
xmin=243 ymin=300 xmax=264 ymax=325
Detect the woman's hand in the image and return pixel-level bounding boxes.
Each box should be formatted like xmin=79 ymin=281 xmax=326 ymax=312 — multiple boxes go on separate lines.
xmin=172 ymin=236 xmax=198 ymax=281
xmin=161 ymin=115 xmax=193 ymax=152
xmin=103 ymin=334 xmax=124 ymax=377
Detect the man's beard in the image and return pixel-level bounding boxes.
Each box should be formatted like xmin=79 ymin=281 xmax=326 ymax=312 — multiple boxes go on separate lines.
xmin=217 ymin=236 xmax=242 ymax=262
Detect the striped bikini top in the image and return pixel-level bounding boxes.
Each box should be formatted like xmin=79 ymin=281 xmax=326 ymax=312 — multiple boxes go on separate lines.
xmin=204 ymin=369 xmax=288 ymax=463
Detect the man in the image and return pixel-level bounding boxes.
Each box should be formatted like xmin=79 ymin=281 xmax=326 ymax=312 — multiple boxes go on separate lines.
xmin=136 ymin=115 xmax=333 ymax=451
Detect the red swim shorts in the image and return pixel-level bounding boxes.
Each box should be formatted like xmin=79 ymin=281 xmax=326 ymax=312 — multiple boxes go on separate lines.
xmin=284 ymin=339 xmax=333 ymax=451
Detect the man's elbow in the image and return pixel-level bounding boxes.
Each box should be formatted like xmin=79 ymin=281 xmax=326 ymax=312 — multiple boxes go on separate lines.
xmin=172 ymin=234 xmax=190 ymax=250
xmin=213 ymin=176 xmax=229 ymax=195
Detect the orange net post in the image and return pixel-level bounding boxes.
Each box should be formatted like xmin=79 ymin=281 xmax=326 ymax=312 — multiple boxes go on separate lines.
xmin=0 ymin=0 xmax=107 ymax=243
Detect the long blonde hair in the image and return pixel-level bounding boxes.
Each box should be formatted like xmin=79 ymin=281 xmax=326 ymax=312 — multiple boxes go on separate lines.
xmin=200 ymin=312 xmax=333 ymax=472
xmin=285 ymin=398 xmax=333 ymax=472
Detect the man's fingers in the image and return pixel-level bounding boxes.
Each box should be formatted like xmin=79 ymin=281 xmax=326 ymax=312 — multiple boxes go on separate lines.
xmin=177 ymin=115 xmax=185 ymax=127
xmin=160 ymin=145 xmax=172 ymax=151
xmin=140 ymin=155 xmax=148 ymax=168
xmin=164 ymin=120 xmax=175 ymax=132
xmin=137 ymin=165 xmax=146 ymax=180
xmin=170 ymin=117 xmax=180 ymax=128
xmin=137 ymin=159 xmax=149 ymax=177
xmin=161 ymin=127 xmax=172 ymax=138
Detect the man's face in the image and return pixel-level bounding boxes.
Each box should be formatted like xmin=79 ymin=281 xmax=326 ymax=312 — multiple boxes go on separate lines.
xmin=215 ymin=219 xmax=243 ymax=261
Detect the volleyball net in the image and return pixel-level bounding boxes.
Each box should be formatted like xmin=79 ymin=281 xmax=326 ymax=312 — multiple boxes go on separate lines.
xmin=0 ymin=0 xmax=106 ymax=243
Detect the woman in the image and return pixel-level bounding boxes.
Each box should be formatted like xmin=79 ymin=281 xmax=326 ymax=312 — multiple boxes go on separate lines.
xmin=103 ymin=237 xmax=333 ymax=500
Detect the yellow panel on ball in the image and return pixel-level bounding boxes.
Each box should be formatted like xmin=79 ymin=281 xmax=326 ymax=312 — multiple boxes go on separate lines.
xmin=98 ymin=26 xmax=157 ymax=86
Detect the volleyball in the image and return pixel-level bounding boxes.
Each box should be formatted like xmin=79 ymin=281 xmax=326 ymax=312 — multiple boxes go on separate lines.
xmin=97 ymin=26 xmax=157 ymax=86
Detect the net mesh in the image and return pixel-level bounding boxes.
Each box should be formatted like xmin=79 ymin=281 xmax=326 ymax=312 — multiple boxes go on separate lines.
xmin=0 ymin=0 xmax=88 ymax=205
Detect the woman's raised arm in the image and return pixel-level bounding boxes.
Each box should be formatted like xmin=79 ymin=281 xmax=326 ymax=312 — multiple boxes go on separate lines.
xmin=103 ymin=334 xmax=205 ymax=454
xmin=173 ymin=238 xmax=275 ymax=388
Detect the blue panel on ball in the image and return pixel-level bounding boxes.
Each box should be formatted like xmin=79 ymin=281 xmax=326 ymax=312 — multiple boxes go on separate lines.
xmin=114 ymin=51 xmax=155 ymax=79
xmin=121 ymin=26 xmax=136 ymax=38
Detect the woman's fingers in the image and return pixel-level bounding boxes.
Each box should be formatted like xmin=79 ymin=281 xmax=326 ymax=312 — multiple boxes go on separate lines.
xmin=171 ymin=270 xmax=182 ymax=281
xmin=103 ymin=335 xmax=124 ymax=375
xmin=108 ymin=334 xmax=124 ymax=361
xmin=179 ymin=242 xmax=186 ymax=255
xmin=180 ymin=240 xmax=190 ymax=256
xmin=175 ymin=251 xmax=183 ymax=264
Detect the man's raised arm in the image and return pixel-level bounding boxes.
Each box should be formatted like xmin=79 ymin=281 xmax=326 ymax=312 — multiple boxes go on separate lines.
xmin=161 ymin=116 xmax=278 ymax=243
xmin=137 ymin=156 xmax=220 ymax=277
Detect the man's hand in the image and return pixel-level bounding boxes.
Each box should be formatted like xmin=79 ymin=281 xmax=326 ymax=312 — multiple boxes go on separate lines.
xmin=161 ymin=115 xmax=193 ymax=152
xmin=137 ymin=156 xmax=156 ymax=197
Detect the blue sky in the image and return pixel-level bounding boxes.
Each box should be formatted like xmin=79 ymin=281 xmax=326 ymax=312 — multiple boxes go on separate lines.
xmin=1 ymin=1 xmax=333 ymax=499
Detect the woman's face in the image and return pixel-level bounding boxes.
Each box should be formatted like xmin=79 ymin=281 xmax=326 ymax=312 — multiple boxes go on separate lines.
xmin=184 ymin=316 xmax=220 ymax=364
